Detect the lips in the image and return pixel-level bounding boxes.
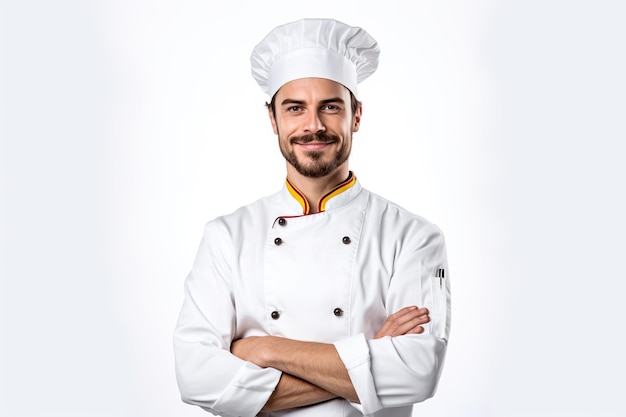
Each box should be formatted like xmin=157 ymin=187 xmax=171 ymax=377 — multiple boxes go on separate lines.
xmin=294 ymin=140 xmax=336 ymax=146
xmin=290 ymin=133 xmax=339 ymax=145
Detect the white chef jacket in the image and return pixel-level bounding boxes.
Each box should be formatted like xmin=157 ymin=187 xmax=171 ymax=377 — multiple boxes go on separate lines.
xmin=174 ymin=174 xmax=450 ymax=417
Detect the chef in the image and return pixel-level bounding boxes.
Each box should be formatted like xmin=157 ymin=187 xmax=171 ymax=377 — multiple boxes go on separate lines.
xmin=173 ymin=18 xmax=451 ymax=417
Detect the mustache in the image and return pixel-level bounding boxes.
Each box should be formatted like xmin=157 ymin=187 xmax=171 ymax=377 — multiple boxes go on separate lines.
xmin=290 ymin=133 xmax=339 ymax=145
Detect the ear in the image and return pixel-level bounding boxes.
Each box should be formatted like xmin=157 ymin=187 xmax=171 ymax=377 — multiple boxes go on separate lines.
xmin=268 ymin=107 xmax=279 ymax=135
xmin=352 ymin=104 xmax=362 ymax=133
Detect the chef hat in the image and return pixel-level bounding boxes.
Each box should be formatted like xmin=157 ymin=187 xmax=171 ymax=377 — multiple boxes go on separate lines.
xmin=250 ymin=18 xmax=379 ymax=99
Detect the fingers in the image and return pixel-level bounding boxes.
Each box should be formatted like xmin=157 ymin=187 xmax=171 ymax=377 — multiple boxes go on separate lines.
xmin=406 ymin=324 xmax=426 ymax=335
xmin=374 ymin=306 xmax=430 ymax=339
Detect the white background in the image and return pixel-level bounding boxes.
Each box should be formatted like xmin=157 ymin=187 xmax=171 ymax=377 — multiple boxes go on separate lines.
xmin=2 ymin=1 xmax=625 ymax=416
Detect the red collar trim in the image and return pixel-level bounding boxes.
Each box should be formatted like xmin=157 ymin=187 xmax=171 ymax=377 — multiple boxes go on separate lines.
xmin=285 ymin=172 xmax=356 ymax=215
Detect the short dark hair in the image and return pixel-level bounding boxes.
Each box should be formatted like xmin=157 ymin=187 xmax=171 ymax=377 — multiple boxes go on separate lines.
xmin=265 ymin=90 xmax=362 ymax=116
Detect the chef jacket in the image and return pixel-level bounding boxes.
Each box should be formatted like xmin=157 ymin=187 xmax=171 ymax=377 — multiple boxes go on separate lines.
xmin=174 ymin=173 xmax=450 ymax=417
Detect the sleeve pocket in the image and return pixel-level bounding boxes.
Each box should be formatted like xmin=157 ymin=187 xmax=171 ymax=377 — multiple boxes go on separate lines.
xmin=428 ymin=272 xmax=449 ymax=340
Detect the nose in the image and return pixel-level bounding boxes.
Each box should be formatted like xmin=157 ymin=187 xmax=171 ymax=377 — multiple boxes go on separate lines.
xmin=303 ymin=110 xmax=326 ymax=134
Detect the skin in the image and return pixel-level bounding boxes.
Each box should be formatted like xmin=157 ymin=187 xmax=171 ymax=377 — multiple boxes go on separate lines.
xmin=231 ymin=306 xmax=430 ymax=411
xmin=231 ymin=78 xmax=431 ymax=412
xmin=269 ymin=77 xmax=361 ymax=212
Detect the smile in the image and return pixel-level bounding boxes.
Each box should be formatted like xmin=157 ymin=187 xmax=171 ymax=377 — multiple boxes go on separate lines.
xmin=296 ymin=142 xmax=335 ymax=151
xmin=290 ymin=133 xmax=340 ymax=146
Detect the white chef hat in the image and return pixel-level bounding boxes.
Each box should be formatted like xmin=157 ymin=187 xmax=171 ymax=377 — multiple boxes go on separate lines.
xmin=250 ymin=18 xmax=379 ymax=99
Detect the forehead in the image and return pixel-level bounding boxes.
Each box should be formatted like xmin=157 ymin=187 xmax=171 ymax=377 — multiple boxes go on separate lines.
xmin=275 ymin=78 xmax=351 ymax=103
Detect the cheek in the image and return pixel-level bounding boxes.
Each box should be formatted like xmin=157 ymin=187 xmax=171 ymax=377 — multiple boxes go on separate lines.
xmin=273 ymin=116 xmax=288 ymax=134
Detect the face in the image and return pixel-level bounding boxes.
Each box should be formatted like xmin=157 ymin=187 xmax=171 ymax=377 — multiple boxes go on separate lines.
xmin=269 ymin=78 xmax=361 ymax=178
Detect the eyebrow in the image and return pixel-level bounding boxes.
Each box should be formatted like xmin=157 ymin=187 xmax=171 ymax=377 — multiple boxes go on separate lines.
xmin=280 ymin=97 xmax=346 ymax=106
xmin=280 ymin=99 xmax=306 ymax=106
xmin=320 ymin=97 xmax=345 ymax=105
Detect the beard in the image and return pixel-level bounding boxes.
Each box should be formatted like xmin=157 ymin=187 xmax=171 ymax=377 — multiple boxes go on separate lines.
xmin=280 ymin=132 xmax=351 ymax=178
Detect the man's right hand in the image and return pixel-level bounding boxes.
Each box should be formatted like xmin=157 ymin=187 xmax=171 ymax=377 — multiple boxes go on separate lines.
xmin=374 ymin=306 xmax=430 ymax=339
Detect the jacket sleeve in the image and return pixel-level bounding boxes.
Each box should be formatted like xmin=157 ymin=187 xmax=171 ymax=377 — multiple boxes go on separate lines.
xmin=334 ymin=222 xmax=450 ymax=415
xmin=173 ymin=220 xmax=281 ymax=417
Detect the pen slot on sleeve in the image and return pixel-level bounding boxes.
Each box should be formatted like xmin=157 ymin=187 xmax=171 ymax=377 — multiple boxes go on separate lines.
xmin=429 ymin=268 xmax=447 ymax=339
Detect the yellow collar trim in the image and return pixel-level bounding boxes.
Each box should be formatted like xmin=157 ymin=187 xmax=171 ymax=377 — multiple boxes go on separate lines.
xmin=286 ymin=179 xmax=310 ymax=214
xmin=286 ymin=172 xmax=357 ymax=215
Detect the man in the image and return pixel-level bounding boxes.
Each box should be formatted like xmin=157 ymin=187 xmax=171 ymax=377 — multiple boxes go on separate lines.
xmin=174 ymin=18 xmax=450 ymax=417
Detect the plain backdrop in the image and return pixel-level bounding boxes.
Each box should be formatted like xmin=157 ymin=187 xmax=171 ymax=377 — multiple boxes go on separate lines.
xmin=2 ymin=1 xmax=625 ymax=416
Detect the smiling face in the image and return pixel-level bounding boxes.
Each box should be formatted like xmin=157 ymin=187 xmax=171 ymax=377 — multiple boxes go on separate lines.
xmin=269 ymin=78 xmax=362 ymax=179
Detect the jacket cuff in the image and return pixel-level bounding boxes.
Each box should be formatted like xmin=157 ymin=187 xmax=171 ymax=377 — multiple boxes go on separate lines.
xmin=211 ymin=362 xmax=282 ymax=417
xmin=334 ymin=333 xmax=383 ymax=416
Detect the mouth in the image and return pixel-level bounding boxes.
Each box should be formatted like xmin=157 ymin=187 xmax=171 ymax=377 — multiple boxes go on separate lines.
xmin=290 ymin=133 xmax=339 ymax=147
xmin=297 ymin=142 xmax=334 ymax=151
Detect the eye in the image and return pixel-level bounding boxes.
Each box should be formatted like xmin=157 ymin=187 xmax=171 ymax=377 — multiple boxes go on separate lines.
xmin=287 ymin=106 xmax=303 ymax=112
xmin=322 ymin=104 xmax=341 ymax=113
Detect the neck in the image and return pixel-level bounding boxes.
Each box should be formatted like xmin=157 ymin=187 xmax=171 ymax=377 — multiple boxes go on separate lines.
xmin=286 ymin=165 xmax=350 ymax=213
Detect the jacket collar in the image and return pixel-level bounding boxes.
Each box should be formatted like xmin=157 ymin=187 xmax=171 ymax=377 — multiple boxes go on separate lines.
xmin=282 ymin=171 xmax=361 ymax=215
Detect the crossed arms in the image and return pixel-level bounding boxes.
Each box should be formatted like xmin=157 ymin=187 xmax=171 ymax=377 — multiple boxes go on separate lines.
xmin=231 ymin=305 xmax=430 ymax=412
xmin=174 ymin=218 xmax=450 ymax=416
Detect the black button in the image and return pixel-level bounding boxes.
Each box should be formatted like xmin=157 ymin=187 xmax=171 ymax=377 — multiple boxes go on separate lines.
xmin=333 ymin=308 xmax=344 ymax=317
xmin=278 ymin=218 xmax=287 ymax=226
xmin=274 ymin=237 xmax=282 ymax=245
xmin=342 ymin=236 xmax=351 ymax=244
xmin=271 ymin=311 xmax=280 ymax=320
